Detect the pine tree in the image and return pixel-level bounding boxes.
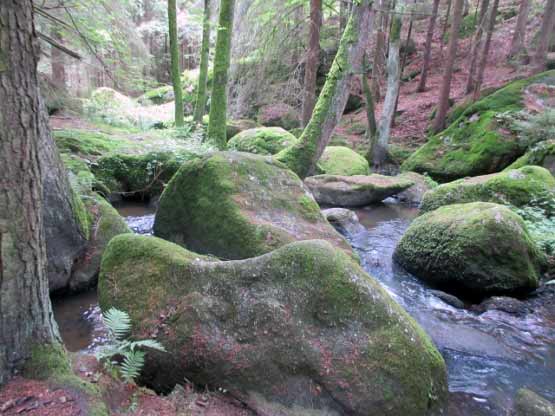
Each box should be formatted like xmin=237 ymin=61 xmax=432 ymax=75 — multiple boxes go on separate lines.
xmin=302 ymin=0 xmax=323 ymax=127
xmin=194 ymin=0 xmax=212 ymax=123
xmin=417 ymin=0 xmax=440 ymax=92
xmin=508 ymin=0 xmax=530 ymax=60
xmin=168 ymin=0 xmax=184 ymax=127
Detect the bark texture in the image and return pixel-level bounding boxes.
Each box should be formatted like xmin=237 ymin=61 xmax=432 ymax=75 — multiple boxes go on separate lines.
xmin=472 ymin=0 xmax=499 ymax=99
xmin=277 ymin=1 xmax=373 ymax=178
xmin=207 ymin=0 xmax=236 ymax=149
xmin=0 ymin=0 xmax=59 ymax=385
xmin=508 ymin=0 xmax=530 ymax=60
xmin=466 ymin=0 xmax=490 ymax=93
xmin=533 ymin=0 xmax=555 ymax=72
xmin=168 ymin=0 xmax=184 ymax=127
xmin=194 ymin=0 xmax=211 ymax=123
xmin=433 ymin=0 xmax=464 ymax=133
xmin=417 ymin=0 xmax=440 ymax=92
xmin=362 ymin=55 xmax=378 ymax=162
xmin=301 ymin=0 xmax=323 ymax=127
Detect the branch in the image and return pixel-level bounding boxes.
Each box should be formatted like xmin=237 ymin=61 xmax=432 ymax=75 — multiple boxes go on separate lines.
xmin=37 ymin=31 xmax=82 ymax=60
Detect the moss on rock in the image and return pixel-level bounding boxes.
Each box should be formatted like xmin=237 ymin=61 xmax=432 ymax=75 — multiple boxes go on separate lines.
xmin=420 ymin=166 xmax=555 ymax=213
xmin=99 ymin=234 xmax=447 ymax=415
xmin=402 ymin=71 xmax=555 ymax=181
xmin=394 ymin=202 xmax=543 ymax=298
xmin=153 ymin=152 xmax=353 ymax=260
xmin=227 ymin=127 xmax=298 ymax=155
xmin=507 ymin=139 xmax=555 ymax=175
xmin=317 ymin=146 xmax=370 ymax=176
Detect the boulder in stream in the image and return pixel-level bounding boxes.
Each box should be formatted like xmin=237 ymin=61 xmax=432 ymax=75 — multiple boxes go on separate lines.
xmin=227 ymin=127 xmax=298 ymax=155
xmin=513 ymin=388 xmax=555 ymax=416
xmin=322 ymin=207 xmax=366 ymax=236
xmin=394 ymin=202 xmax=544 ymax=298
xmin=304 ymin=174 xmax=414 ymax=207
xmin=153 ymin=152 xmax=353 ymax=260
xmin=99 ymin=234 xmax=448 ymax=416
xmin=420 ymin=166 xmax=555 ymax=213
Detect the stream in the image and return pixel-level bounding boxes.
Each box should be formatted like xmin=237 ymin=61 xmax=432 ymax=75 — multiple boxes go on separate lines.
xmin=53 ymin=200 xmax=555 ymax=415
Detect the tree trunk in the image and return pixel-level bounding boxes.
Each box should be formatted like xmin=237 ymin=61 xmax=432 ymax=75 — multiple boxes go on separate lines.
xmin=374 ymin=14 xmax=402 ymax=168
xmin=302 ymin=0 xmax=323 ymax=127
xmin=169 ymin=0 xmax=184 ymax=127
xmin=340 ymin=1 xmax=349 ymax=35
xmin=508 ymin=0 xmax=530 ymax=60
xmin=363 ymin=55 xmax=378 ymax=163
xmin=0 ymin=0 xmax=59 ymax=385
xmin=194 ymin=0 xmax=212 ymax=123
xmin=50 ymin=28 xmax=66 ymax=89
xmin=371 ymin=17 xmax=385 ymax=99
xmin=207 ymin=0 xmax=236 ymax=149
xmin=466 ymin=0 xmax=490 ymax=93
xmin=417 ymin=0 xmax=440 ymax=92
xmin=441 ymin=0 xmax=453 ymax=47
xmin=472 ymin=0 xmax=499 ymax=100
xmin=533 ymin=0 xmax=555 ymax=72
xmin=433 ymin=0 xmax=464 ymax=133
xmin=277 ymin=0 xmax=373 ymax=178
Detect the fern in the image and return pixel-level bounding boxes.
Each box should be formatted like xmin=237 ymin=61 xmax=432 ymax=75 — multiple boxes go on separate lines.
xmin=96 ymin=308 xmax=166 ymax=384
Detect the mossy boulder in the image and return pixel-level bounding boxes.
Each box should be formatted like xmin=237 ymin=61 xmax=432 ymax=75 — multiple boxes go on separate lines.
xmin=420 ymin=166 xmax=555 ymax=213
xmin=317 ymin=146 xmax=370 ymax=176
xmin=99 ymin=234 xmax=448 ymax=416
xmin=304 ymin=174 xmax=414 ymax=207
xmin=396 ymin=172 xmax=438 ymax=206
xmin=513 ymin=389 xmax=555 ymax=416
xmin=394 ymin=202 xmax=543 ymax=298
xmin=153 ymin=152 xmax=352 ymax=259
xmin=507 ymin=140 xmax=555 ymax=176
xmin=227 ymin=127 xmax=298 ymax=155
xmin=257 ymin=103 xmax=300 ymax=130
xmin=70 ymin=194 xmax=131 ymax=292
xmin=401 ymin=71 xmax=555 ymax=182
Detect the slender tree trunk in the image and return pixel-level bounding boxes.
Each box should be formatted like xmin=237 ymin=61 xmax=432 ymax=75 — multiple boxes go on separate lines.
xmin=194 ymin=0 xmax=212 ymax=123
xmin=50 ymin=28 xmax=66 ymax=89
xmin=374 ymin=14 xmax=401 ymax=168
xmin=466 ymin=0 xmax=490 ymax=93
xmin=363 ymin=55 xmax=378 ymax=163
xmin=207 ymin=0 xmax=236 ymax=149
xmin=371 ymin=4 xmax=385 ymax=100
xmin=0 ymin=0 xmax=59 ymax=385
xmin=441 ymin=0 xmax=453 ymax=47
xmin=168 ymin=0 xmax=184 ymax=127
xmin=302 ymin=0 xmax=323 ymax=127
xmin=533 ymin=0 xmax=555 ymax=72
xmin=472 ymin=0 xmax=499 ymax=100
xmin=508 ymin=0 xmax=530 ymax=60
xmin=277 ymin=0 xmax=373 ymax=178
xmin=340 ymin=1 xmax=349 ymax=34
xmin=433 ymin=0 xmax=464 ymax=133
xmin=417 ymin=0 xmax=440 ymax=92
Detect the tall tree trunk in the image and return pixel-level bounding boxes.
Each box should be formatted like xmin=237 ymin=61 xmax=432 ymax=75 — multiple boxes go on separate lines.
xmin=0 ymin=0 xmax=59 ymax=385
xmin=433 ymin=0 xmax=464 ymax=133
xmin=168 ymin=0 xmax=184 ymax=127
xmin=277 ymin=0 xmax=373 ymax=178
xmin=194 ymin=0 xmax=212 ymax=123
xmin=472 ymin=0 xmax=499 ymax=100
xmin=466 ymin=0 xmax=490 ymax=94
xmin=417 ymin=0 xmax=440 ymax=92
xmin=374 ymin=14 xmax=402 ymax=168
xmin=302 ymin=0 xmax=323 ymax=127
xmin=508 ymin=0 xmax=530 ymax=60
xmin=371 ymin=1 xmax=386 ymax=100
xmin=533 ymin=0 xmax=555 ymax=72
xmin=441 ymin=0 xmax=453 ymax=47
xmin=207 ymin=0 xmax=236 ymax=149
xmin=363 ymin=54 xmax=378 ymax=163
xmin=50 ymin=28 xmax=66 ymax=89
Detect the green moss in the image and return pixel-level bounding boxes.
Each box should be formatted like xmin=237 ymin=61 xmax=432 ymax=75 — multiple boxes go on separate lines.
xmin=420 ymin=166 xmax=555 ymax=212
xmin=402 ymin=71 xmax=555 ymax=181
xmin=297 ymin=195 xmax=321 ymax=222
xmin=507 ymin=139 xmax=555 ymax=174
xmin=317 ymin=146 xmax=370 ymax=175
xmin=227 ymin=127 xmax=298 ymax=155
xmin=24 ymin=344 xmax=109 ymax=416
xmin=70 ymin=186 xmax=91 ymax=240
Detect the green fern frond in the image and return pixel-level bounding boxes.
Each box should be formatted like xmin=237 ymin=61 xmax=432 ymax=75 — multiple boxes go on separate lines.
xmin=103 ymin=307 xmax=132 ymax=341
xmin=120 ymin=350 xmax=145 ymax=383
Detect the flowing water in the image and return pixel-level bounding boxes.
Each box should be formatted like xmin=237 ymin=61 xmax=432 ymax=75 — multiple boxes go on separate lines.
xmin=53 ymin=200 xmax=555 ymax=414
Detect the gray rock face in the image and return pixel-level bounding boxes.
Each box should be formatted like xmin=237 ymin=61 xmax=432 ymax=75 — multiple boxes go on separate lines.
xmin=513 ymin=389 xmax=555 ymax=416
xmin=322 ymin=208 xmax=365 ymax=236
xmin=304 ymin=174 xmax=414 ymax=207
xmin=99 ymin=235 xmax=448 ymax=416
xmin=395 ymin=172 xmax=438 ymax=206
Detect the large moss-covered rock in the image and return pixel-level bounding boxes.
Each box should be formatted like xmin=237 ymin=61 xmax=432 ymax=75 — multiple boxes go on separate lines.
xmin=402 ymin=71 xmax=555 ymax=181
xmin=304 ymin=174 xmax=414 ymax=207
xmin=507 ymin=140 xmax=555 ymax=176
xmin=99 ymin=235 xmax=448 ymax=416
xmin=227 ymin=127 xmax=298 ymax=155
xmin=420 ymin=166 xmax=555 ymax=213
xmin=513 ymin=389 xmax=555 ymax=416
xmin=394 ymin=202 xmax=543 ymax=298
xmin=317 ymin=146 xmax=370 ymax=176
xmin=70 ymin=194 xmax=131 ymax=291
xmin=153 ymin=152 xmax=352 ymax=259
